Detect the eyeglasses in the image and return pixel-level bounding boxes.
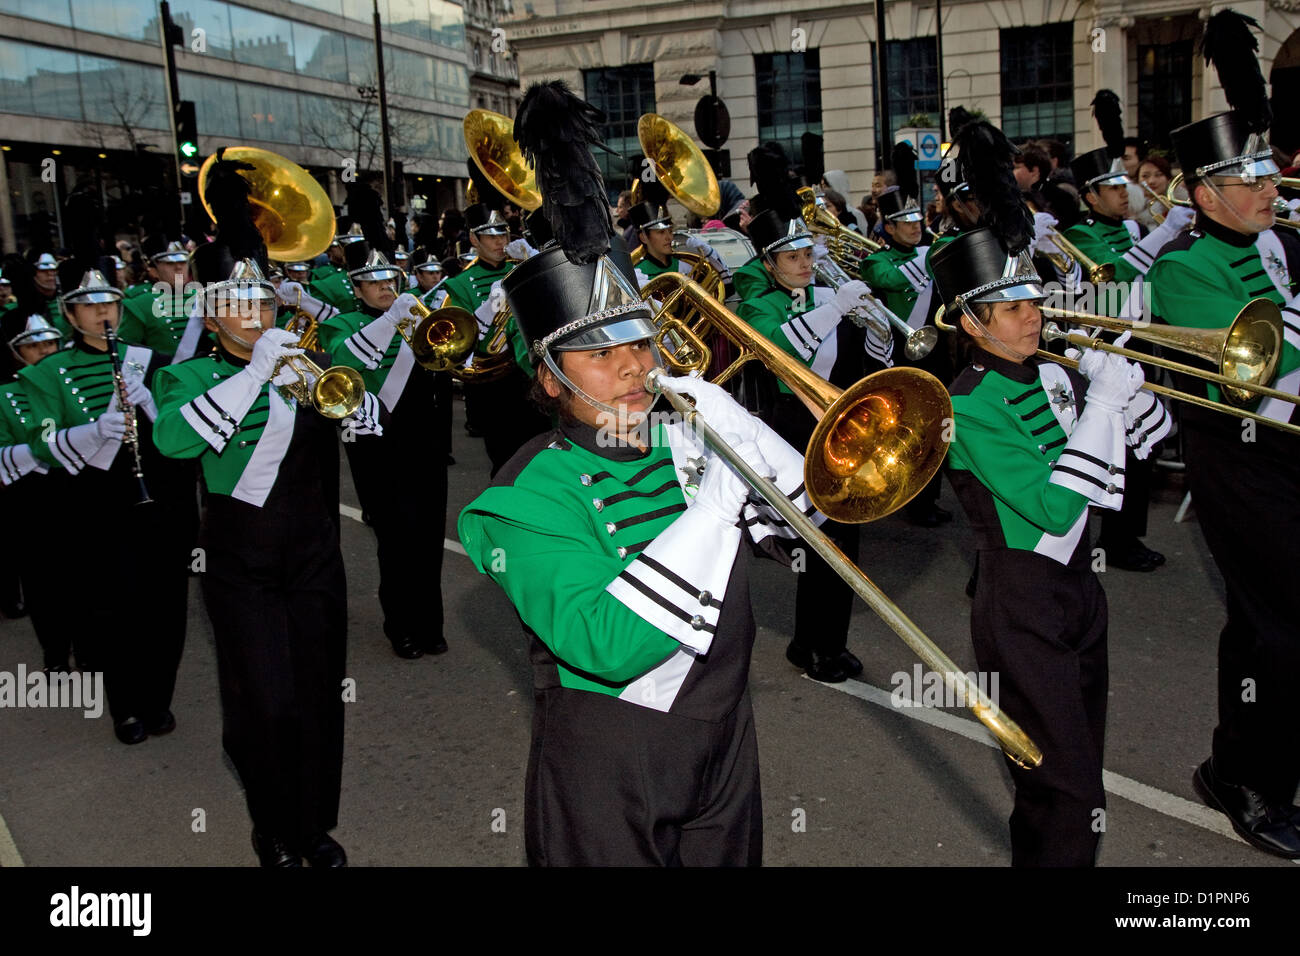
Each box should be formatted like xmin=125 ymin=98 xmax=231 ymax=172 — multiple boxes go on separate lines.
xmin=1212 ymin=174 xmax=1281 ymax=193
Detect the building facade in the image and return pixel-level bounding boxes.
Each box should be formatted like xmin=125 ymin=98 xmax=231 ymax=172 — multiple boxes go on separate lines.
xmin=465 ymin=0 xmax=522 ymax=116
xmin=0 ymin=0 xmax=473 ymax=252
xmin=503 ymin=0 xmax=1300 ymax=206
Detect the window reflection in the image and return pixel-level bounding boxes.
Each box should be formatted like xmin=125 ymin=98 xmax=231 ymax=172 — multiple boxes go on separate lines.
xmin=179 ymin=72 xmax=242 ymax=137
xmin=230 ymin=6 xmax=294 ymax=72
xmin=0 ymin=0 xmax=72 ymax=28
xmin=293 ymin=21 xmax=350 ymax=83
xmin=78 ymin=53 xmax=168 ymax=129
xmin=69 ymin=0 xmax=159 ymax=43
xmin=239 ymin=83 xmax=301 ymax=143
xmin=169 ymin=0 xmax=234 ymax=60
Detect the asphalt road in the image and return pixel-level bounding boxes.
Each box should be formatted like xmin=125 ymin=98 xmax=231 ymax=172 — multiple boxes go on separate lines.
xmin=0 ymin=394 xmax=1294 ymax=870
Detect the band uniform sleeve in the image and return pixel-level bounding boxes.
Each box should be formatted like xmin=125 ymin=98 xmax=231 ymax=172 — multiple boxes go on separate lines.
xmin=318 ymin=313 xmax=386 ymax=372
xmin=738 ymin=293 xmax=828 ymax=363
xmin=154 ymin=364 xmax=262 ymax=456
xmin=949 ymin=393 xmax=1102 ymax=536
xmin=1122 ymin=389 xmax=1172 ymax=460
xmin=859 ymin=256 xmax=914 ymax=295
xmin=1062 ymin=225 xmax=1139 ymax=284
xmin=458 ymin=490 xmax=684 ymax=684
xmin=17 ymin=363 xmax=97 ymax=471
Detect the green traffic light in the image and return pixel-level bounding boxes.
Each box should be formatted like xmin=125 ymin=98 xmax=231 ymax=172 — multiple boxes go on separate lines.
xmin=179 ymin=141 xmax=198 ymax=158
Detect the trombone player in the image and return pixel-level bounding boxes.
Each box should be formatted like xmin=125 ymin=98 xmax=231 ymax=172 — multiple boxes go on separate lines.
xmin=1146 ymin=10 xmax=1300 ymax=859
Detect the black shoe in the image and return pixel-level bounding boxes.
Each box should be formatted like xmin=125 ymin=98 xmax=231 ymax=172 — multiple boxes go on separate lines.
xmin=1192 ymin=758 xmax=1300 ymax=858
xmin=786 ymin=641 xmax=850 ymax=683
xmin=1140 ymin=545 xmax=1166 ymax=567
xmin=388 ymin=634 xmax=423 ymax=659
xmin=252 ymin=830 xmax=303 ymax=868
xmin=1102 ymin=541 xmax=1156 ymax=572
xmin=300 ymin=832 xmax=348 ymax=867
xmin=838 ymin=650 xmax=863 ymax=678
xmin=422 ymin=635 xmax=449 ymax=655
xmin=114 ymin=718 xmax=148 ymax=746
xmin=145 ymin=710 xmax=176 ymax=736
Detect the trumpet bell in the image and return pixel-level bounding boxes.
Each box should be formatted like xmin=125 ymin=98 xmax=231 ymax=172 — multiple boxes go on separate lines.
xmin=409 ymin=306 xmax=480 ymax=371
xmin=637 ymin=113 xmax=721 ymax=218
xmin=198 ymin=146 xmax=336 ymax=261
xmin=313 ymin=366 xmax=366 ymax=419
xmin=464 ymin=110 xmax=542 ymax=211
xmin=905 ymin=326 xmax=939 ymax=362
xmin=807 ymin=368 xmax=954 ymax=522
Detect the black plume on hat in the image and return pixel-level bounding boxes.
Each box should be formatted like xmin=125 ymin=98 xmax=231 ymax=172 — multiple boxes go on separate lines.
xmin=1202 ymin=9 xmax=1271 ymax=134
xmin=344 ymin=238 xmax=374 ymax=272
xmin=949 ymin=106 xmax=978 ymax=139
xmin=1091 ymin=89 xmax=1125 ymax=158
xmin=747 ymin=141 xmax=800 ymax=221
xmin=637 ymin=175 xmax=669 ymax=208
xmin=892 ymin=141 xmax=919 ymax=203
xmin=189 ymin=148 xmax=268 ymax=284
xmin=954 ymin=121 xmax=1033 ymax=255
xmin=345 ymin=181 xmax=392 ymax=256
xmin=514 ymin=80 xmax=614 ymax=264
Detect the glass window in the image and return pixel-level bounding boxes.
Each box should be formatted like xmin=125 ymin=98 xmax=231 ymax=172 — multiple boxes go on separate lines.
xmin=387 ymin=46 xmax=434 ymax=94
xmin=883 ymin=38 xmax=938 ymax=144
xmin=292 ymin=22 xmax=350 ymax=83
xmin=1000 ymin=23 xmax=1074 ymax=144
xmin=285 ymin=0 xmax=343 ymax=17
xmin=299 ymin=94 xmax=355 ymax=157
xmin=383 ymin=0 xmax=433 ymax=44
xmin=69 ymin=0 xmax=159 ymax=44
xmin=77 ymin=53 xmax=168 ymax=130
xmin=169 ymin=0 xmax=234 ymax=61
xmin=430 ymin=0 xmax=465 ymax=50
xmin=584 ymin=63 xmax=656 ymax=199
xmin=179 ymin=71 xmax=242 ymax=138
xmin=339 ymin=0 xmax=370 ymax=22
xmin=755 ymin=51 xmax=822 ymax=167
xmin=239 ymin=83 xmax=301 ymax=144
xmin=0 ymin=0 xmax=72 ymax=27
xmin=1138 ymin=41 xmax=1194 ymax=151
xmin=0 ymin=41 xmax=83 ymax=119
xmin=230 ymin=6 xmax=295 ymax=73
xmin=347 ymin=32 xmax=377 ymax=85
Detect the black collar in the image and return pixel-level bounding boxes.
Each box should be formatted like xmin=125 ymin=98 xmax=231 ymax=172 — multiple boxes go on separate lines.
xmin=72 ymin=337 xmax=111 ymax=357
xmin=556 ymin=395 xmax=673 ymax=462
xmin=643 ymin=250 xmax=672 ymax=269
xmin=215 ymin=342 xmax=249 ymax=368
xmin=359 ymin=302 xmax=384 ymax=318
xmin=1195 ymin=213 xmax=1258 ymax=248
xmin=969 ymin=346 xmax=1042 ymax=385
xmin=1087 ymin=211 xmax=1124 ymax=228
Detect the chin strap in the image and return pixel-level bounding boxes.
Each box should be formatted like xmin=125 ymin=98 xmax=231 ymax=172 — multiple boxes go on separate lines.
xmin=541 ymin=348 xmax=664 ymax=440
xmin=958 ymin=297 xmax=1038 ymax=363
xmin=1201 ymin=180 xmax=1270 ymax=236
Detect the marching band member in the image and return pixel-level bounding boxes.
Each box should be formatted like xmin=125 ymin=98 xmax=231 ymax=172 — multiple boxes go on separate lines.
xmin=934 ymin=223 xmax=1168 ymax=866
xmin=153 ymin=201 xmax=381 ymax=865
xmin=118 ymin=239 xmax=195 ymax=356
xmin=736 ymin=144 xmax=891 ymax=683
xmin=316 ymin=227 xmax=452 ymax=661
xmin=309 ymin=226 xmax=364 ymax=312
xmin=1062 ymin=90 xmax=1196 ymax=573
xmin=1 ymin=316 xmax=73 ymax=667
xmin=1147 ymin=11 xmax=1300 ymax=858
xmin=459 ymin=80 xmax=822 ymax=864
xmin=411 ymin=254 xmax=444 ymax=297
xmin=20 ymin=264 xmax=192 ymax=745
xmin=627 ymin=181 xmax=731 ymax=289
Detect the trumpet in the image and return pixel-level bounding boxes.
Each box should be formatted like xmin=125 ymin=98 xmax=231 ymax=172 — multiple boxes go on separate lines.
xmin=284 ymin=288 xmax=322 ymax=350
xmin=799 ymin=187 xmax=884 ymax=268
xmin=934 ymin=298 xmax=1300 ymax=437
xmin=1164 ymin=173 xmax=1300 ymax=231
xmin=813 ymin=257 xmax=937 ymax=361
xmin=273 ymin=352 xmax=366 ymax=420
xmin=392 ymin=297 xmax=481 ymax=374
xmin=639 ymin=272 xmax=1042 ymax=768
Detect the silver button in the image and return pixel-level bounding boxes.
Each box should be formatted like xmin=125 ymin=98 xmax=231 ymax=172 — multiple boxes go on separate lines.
xmin=579 ymin=474 xmax=592 ymax=486
xmin=616 ymin=546 xmax=627 ymax=559
xmin=1107 ymin=464 xmax=1117 ymax=475
xmin=1002 ymin=396 xmax=1009 ymax=404
xmin=1106 ymin=483 xmax=1117 ymax=494
xmin=698 ymin=590 xmax=712 ymax=605
xmin=77 ymin=397 xmax=85 ymax=404
xmin=1037 ymin=444 xmax=1046 ymax=453
xmin=690 ymin=615 xmax=706 ymax=630
xmin=605 ymin=522 xmax=616 ymax=536
xmin=592 ymin=498 xmax=604 ymax=512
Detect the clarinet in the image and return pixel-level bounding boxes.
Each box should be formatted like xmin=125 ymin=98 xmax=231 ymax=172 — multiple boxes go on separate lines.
xmin=103 ymin=321 xmax=153 ymax=505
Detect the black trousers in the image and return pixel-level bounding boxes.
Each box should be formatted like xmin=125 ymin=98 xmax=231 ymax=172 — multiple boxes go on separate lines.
xmin=1184 ymin=426 xmax=1300 ymax=803
xmin=525 ymin=688 xmax=762 ymax=866
xmin=971 ymin=549 xmax=1108 ymax=867
xmin=3 ymin=471 xmax=75 ymax=668
xmin=766 ymin=393 xmax=855 ymax=656
xmin=201 ymin=500 xmax=347 ymax=844
xmin=463 ymin=367 xmax=550 ymax=477
xmin=1098 ymin=449 xmax=1154 ymax=545
xmin=344 ymin=382 xmax=449 ymax=644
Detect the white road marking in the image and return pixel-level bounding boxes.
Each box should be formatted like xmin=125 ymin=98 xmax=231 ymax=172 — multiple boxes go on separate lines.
xmin=0 ymin=810 xmax=25 ymax=867
xmin=808 ymin=674 xmax=1291 ymax=856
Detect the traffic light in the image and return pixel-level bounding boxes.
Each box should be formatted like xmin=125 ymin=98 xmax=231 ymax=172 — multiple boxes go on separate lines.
xmin=175 ymin=100 xmax=198 ymax=168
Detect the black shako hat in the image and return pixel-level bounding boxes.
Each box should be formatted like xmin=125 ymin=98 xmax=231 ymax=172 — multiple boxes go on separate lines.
xmin=1070 ymin=147 xmax=1130 ymax=192
xmin=1171 ymin=111 xmax=1278 ymax=182
xmin=930 ymin=228 xmax=1045 ymax=314
xmin=502 ymin=234 xmax=655 ymax=365
xmin=628 ymin=201 xmax=672 ymax=231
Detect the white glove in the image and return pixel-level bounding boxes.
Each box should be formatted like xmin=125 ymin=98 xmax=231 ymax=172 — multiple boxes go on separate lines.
xmin=276 ymin=280 xmax=305 ymax=305
xmin=505 ymin=238 xmax=536 ymax=260
xmin=247 ymin=327 xmax=303 ymax=384
xmin=487 ymin=280 xmax=507 ymax=317
xmin=1081 ymin=338 xmax=1144 ymax=412
xmin=691 ymin=437 xmax=771 ymax=524
xmin=1160 ymin=205 xmax=1195 ymax=232
xmin=123 ymin=378 xmax=158 ymax=421
xmin=96 ymin=411 xmax=128 ymax=442
xmin=833 ymin=280 xmax=871 ymax=315
xmin=1032 ymin=212 xmax=1063 ymax=257
xmin=812 ymin=241 xmax=832 ymax=264
xmin=660 ymin=373 xmax=763 ymax=444
xmin=380 ymin=292 xmax=423 ymax=329
xmin=681 ymin=234 xmax=709 ymax=254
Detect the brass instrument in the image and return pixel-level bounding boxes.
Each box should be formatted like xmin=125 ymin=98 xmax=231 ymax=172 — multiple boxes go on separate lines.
xmin=284 ymin=288 xmax=322 ymax=350
xmin=1165 ymin=172 xmax=1300 ymax=231
xmin=1025 ymin=200 xmax=1115 ymax=282
xmin=464 ymin=109 xmax=542 ymax=211
xmin=934 ymin=298 xmax=1300 ymax=436
xmin=392 ymin=296 xmax=481 ymax=374
xmin=630 ymin=245 xmax=724 ymax=301
xmin=813 ymin=257 xmax=936 ymax=361
xmin=799 ymin=186 xmax=884 ymax=267
xmin=273 ymin=353 xmax=367 ymax=419
xmin=639 ymin=271 xmax=1042 ymax=768
xmin=634 ymin=114 xmax=721 ymax=217
xmin=1140 ymin=180 xmax=1173 ymax=224
xmin=197 ymin=147 xmax=336 ymax=261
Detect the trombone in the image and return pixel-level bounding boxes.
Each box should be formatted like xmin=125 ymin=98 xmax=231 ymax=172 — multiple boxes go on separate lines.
xmin=798 ymin=186 xmax=884 ymax=268
xmin=934 ymin=298 xmax=1300 ymax=437
xmin=813 ymin=257 xmax=937 ymax=361
xmin=1025 ymin=200 xmax=1114 ymax=282
xmin=640 ymin=270 xmax=1042 ymax=769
